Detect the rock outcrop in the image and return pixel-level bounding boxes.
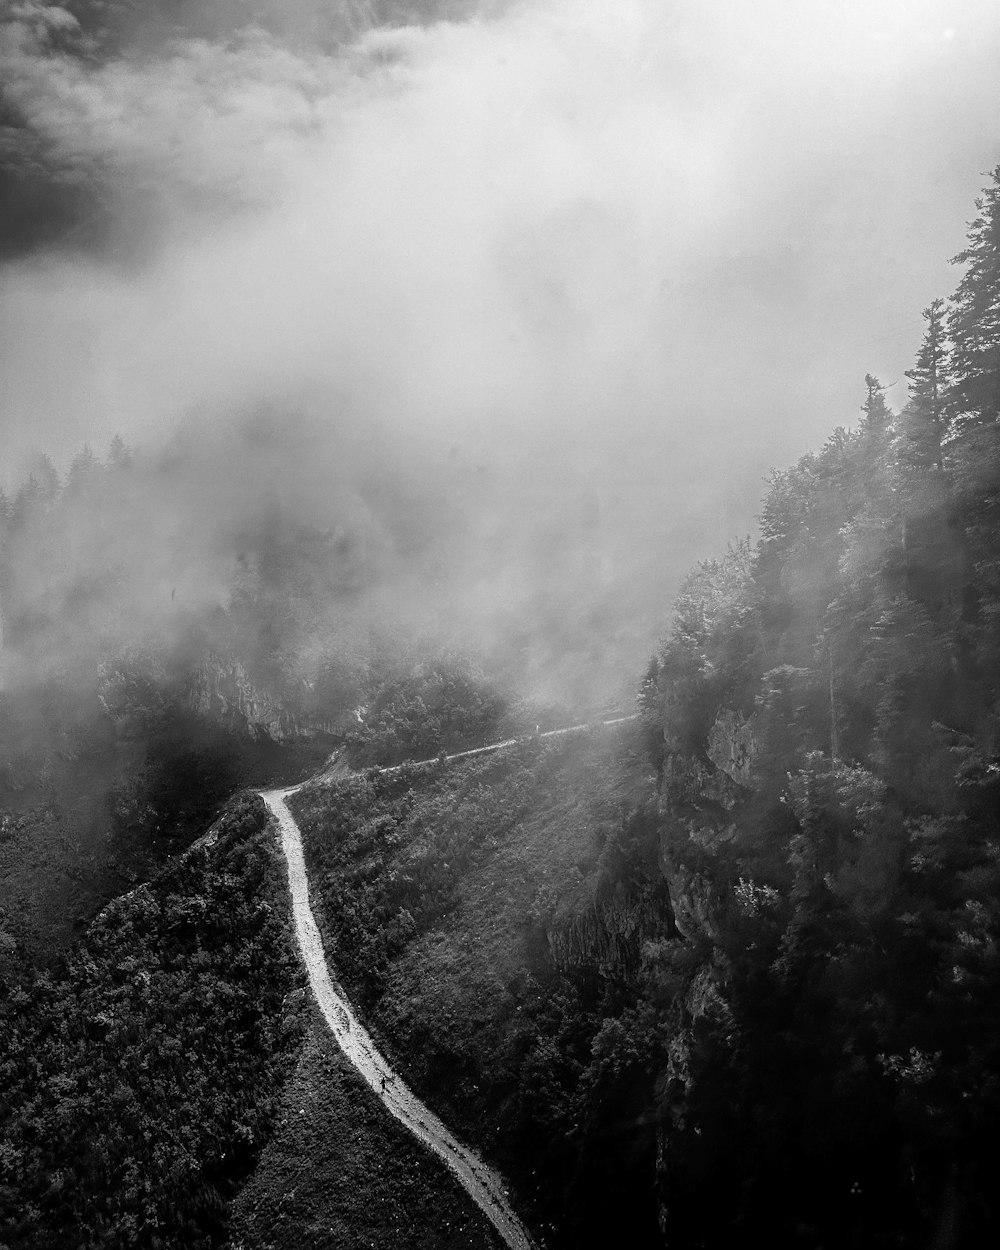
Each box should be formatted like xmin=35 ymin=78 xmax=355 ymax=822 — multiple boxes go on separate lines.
xmin=187 ymin=657 xmax=337 ymax=742
xmin=705 ymin=709 xmax=760 ymax=787
xmin=546 ymin=889 xmax=667 ymax=975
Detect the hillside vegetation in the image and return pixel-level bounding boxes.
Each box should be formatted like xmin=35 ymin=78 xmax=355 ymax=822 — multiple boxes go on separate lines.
xmin=291 ymin=727 xmax=662 ymax=1246
xmin=0 ymin=780 xmax=521 ymax=1249
xmin=0 ymin=795 xmax=305 ymax=1248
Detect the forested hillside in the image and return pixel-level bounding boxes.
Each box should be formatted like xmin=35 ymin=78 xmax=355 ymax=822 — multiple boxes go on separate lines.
xmin=0 ymin=795 xmax=306 ymax=1247
xmin=0 ymin=422 xmax=366 ymax=957
xmin=290 ymin=169 xmax=1000 ymax=1248
xmin=632 ymin=168 xmax=1000 ymax=1247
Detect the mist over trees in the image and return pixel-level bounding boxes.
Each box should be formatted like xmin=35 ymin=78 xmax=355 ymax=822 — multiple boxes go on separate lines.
xmin=1 ymin=0 xmax=1000 ymax=1241
xmin=627 ymin=165 xmax=1000 ymax=1245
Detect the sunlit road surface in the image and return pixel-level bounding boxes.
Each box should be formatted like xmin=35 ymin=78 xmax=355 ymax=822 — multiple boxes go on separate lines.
xmin=261 ymin=715 xmax=637 ymax=1249
xmin=262 ymin=782 xmax=537 ymax=1250
xmin=378 ymin=712 xmax=640 ymax=773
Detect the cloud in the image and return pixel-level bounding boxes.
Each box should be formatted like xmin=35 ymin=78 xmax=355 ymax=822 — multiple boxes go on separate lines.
xmin=1 ymin=0 xmax=999 ymax=695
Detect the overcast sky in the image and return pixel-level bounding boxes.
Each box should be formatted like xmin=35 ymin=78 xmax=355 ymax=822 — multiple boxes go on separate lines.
xmin=1 ymin=0 xmax=999 ymax=663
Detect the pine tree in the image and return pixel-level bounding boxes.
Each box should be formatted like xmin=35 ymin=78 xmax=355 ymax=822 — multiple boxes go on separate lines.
xmin=947 ymin=165 xmax=1000 ymax=427
xmin=66 ymin=445 xmax=99 ymax=496
xmin=10 ymin=475 xmax=43 ymax=531
xmin=106 ymin=434 xmax=133 ymax=471
xmin=900 ymin=299 xmax=948 ymax=475
xmin=857 ymin=374 xmax=895 ymax=501
xmin=25 ymin=453 xmax=60 ymax=501
xmin=944 ymin=171 xmax=1000 ymax=667
xmin=860 ymin=372 xmax=892 ymax=434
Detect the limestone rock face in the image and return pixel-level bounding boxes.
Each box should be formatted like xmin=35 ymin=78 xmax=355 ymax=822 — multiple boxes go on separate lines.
xmin=188 ymin=658 xmax=292 ymax=739
xmin=187 ymin=657 xmax=335 ymax=741
xmin=659 ymin=860 xmax=720 ymax=943
xmin=654 ymin=708 xmax=761 ymax=940
xmin=546 ymin=891 xmax=663 ymax=975
xmin=661 ymin=749 xmax=744 ymax=814
xmin=705 ymin=709 xmax=760 ymax=787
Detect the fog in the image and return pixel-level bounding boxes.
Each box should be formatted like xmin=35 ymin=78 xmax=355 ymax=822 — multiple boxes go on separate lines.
xmin=2 ymin=0 xmax=1000 ymax=704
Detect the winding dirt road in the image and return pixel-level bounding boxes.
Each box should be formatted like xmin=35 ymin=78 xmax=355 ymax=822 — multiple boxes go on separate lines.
xmin=262 ymin=785 xmax=535 ymax=1250
xmin=262 ymin=714 xmax=636 ymax=1249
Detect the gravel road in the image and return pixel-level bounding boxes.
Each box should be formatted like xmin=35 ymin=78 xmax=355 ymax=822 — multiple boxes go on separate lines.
xmin=262 ymin=784 xmax=536 ymax=1250
xmin=261 ymin=715 xmax=636 ymax=1248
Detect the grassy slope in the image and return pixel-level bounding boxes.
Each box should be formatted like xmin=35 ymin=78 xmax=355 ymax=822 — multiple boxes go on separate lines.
xmin=290 ymin=723 xmax=658 ymax=1244
xmin=228 ymin=1007 xmax=505 ymax=1250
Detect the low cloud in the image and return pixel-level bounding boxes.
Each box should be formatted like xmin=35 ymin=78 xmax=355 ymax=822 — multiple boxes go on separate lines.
xmin=2 ymin=0 xmax=999 ymax=698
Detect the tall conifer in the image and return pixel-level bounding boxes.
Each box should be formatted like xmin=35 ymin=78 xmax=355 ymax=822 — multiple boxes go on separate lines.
xmin=948 ymin=165 xmax=1000 ymax=426
xmin=900 ymin=299 xmax=948 ymax=475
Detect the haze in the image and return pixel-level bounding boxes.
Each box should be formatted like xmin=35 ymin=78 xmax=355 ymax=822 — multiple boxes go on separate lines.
xmin=2 ymin=0 xmax=999 ymax=700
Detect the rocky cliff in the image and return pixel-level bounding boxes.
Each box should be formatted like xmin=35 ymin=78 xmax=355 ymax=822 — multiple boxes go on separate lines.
xmin=187 ymin=656 xmax=338 ymax=742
